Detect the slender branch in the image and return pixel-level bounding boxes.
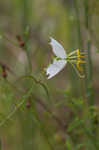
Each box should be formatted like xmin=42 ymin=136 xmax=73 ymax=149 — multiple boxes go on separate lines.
xmin=84 ymin=0 xmax=94 ymax=106
xmin=84 ymin=0 xmax=95 ymax=133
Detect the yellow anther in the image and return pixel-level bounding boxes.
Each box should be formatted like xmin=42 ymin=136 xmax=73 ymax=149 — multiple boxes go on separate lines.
xmin=77 ymin=49 xmax=80 ymax=56
xmin=77 ymin=60 xmax=86 ymax=72
xmin=76 ymin=49 xmax=86 ymax=72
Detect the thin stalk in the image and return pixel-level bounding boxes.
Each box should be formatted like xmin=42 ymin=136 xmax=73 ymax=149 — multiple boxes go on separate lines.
xmin=74 ymin=0 xmax=86 ymax=100
xmin=84 ymin=0 xmax=94 ymax=130
xmin=15 ymin=75 xmax=50 ymax=101
xmin=84 ymin=0 xmax=94 ymax=105
xmin=70 ymin=0 xmax=83 ymax=97
xmin=74 ymin=0 xmax=83 ymax=49
xmin=0 ymin=86 xmax=34 ymax=127
xmin=74 ymin=0 xmax=94 ymax=106
xmin=22 ymin=0 xmax=32 ymax=73
xmin=74 ymin=0 xmax=95 ymax=143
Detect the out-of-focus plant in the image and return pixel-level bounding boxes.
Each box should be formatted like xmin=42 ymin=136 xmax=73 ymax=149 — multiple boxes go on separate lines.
xmin=0 ymin=0 xmax=99 ymax=150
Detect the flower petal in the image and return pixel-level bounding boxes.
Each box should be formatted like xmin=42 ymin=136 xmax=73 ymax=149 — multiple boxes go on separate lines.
xmin=49 ymin=37 xmax=67 ymax=59
xmin=46 ymin=59 xmax=67 ymax=79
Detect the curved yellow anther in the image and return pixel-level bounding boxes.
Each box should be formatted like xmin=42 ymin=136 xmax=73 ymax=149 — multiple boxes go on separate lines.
xmin=76 ymin=49 xmax=86 ymax=72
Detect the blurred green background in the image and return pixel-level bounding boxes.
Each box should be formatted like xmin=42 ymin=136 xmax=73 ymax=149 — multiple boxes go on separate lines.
xmin=0 ymin=0 xmax=99 ymax=150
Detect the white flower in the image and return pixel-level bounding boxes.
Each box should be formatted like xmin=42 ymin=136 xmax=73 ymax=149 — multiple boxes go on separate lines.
xmin=46 ymin=37 xmax=67 ymax=79
xmin=50 ymin=37 xmax=67 ymax=59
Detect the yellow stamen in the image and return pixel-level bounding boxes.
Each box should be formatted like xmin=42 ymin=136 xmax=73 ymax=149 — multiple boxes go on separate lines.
xmin=76 ymin=49 xmax=86 ymax=72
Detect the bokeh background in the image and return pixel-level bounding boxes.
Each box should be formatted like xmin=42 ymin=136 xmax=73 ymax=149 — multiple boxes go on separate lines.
xmin=0 ymin=0 xmax=99 ymax=150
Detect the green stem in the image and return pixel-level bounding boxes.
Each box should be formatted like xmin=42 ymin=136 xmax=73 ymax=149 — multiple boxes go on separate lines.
xmin=0 ymin=86 xmax=33 ymax=127
xmin=16 ymin=75 xmax=50 ymax=101
xmin=22 ymin=0 xmax=32 ymax=73
xmin=74 ymin=0 xmax=83 ymax=49
xmin=84 ymin=0 xmax=95 ymax=135
xmin=74 ymin=0 xmax=95 ymax=144
xmin=84 ymin=0 xmax=94 ymax=110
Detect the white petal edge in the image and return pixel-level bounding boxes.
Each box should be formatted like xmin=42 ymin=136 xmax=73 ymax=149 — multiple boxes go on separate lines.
xmin=49 ymin=37 xmax=67 ymax=59
xmin=46 ymin=59 xmax=67 ymax=79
